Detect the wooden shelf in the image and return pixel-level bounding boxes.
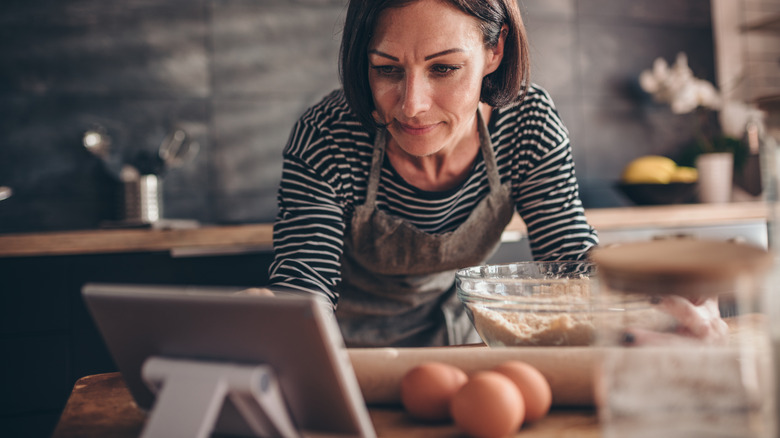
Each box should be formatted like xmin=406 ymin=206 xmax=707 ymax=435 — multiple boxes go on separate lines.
xmin=741 ymin=13 xmax=780 ymax=33
xmin=756 ymin=94 xmax=780 ymax=111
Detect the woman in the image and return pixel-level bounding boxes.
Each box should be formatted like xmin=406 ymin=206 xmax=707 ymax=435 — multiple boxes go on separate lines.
xmin=264 ymin=0 xmax=599 ymax=347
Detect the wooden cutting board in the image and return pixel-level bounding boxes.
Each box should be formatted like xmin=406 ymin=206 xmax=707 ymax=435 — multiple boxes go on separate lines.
xmin=348 ymin=345 xmax=600 ymax=407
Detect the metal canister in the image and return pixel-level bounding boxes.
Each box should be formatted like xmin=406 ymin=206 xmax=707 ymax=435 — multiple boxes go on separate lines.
xmin=122 ymin=173 xmax=161 ymax=224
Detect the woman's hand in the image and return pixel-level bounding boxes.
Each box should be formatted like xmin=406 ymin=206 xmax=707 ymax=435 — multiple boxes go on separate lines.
xmin=623 ymin=296 xmax=729 ymax=346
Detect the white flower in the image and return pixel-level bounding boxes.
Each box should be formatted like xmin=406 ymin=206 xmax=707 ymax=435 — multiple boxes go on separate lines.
xmin=639 ymin=52 xmax=722 ymax=114
xmin=639 ymin=51 xmax=767 ymax=143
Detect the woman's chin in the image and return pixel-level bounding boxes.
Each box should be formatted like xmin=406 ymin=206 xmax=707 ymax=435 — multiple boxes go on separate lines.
xmin=393 ymin=138 xmax=445 ymax=157
xmin=388 ymin=129 xmax=447 ymax=157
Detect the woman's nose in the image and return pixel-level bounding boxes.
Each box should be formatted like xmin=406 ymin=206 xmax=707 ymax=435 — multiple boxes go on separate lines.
xmin=401 ymin=73 xmax=430 ymax=117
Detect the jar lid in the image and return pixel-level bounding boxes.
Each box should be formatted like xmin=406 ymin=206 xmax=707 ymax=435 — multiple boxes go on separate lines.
xmin=590 ymin=239 xmax=772 ymax=296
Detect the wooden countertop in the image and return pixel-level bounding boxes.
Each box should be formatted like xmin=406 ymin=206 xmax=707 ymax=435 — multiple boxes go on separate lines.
xmin=51 ymin=372 xmax=600 ymax=438
xmin=0 ymin=202 xmax=768 ymax=258
xmin=583 ymin=201 xmax=768 ymax=230
xmin=0 ymin=223 xmax=274 ymax=258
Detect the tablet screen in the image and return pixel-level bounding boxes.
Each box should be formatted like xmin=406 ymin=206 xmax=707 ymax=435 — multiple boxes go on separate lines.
xmin=83 ymin=283 xmax=375 ymax=437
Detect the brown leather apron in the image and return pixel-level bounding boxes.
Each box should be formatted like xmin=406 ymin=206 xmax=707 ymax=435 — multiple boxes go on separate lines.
xmin=336 ymin=111 xmax=516 ymax=347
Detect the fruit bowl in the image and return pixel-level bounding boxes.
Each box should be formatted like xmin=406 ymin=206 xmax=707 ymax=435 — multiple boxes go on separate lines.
xmin=615 ymin=182 xmax=698 ymax=205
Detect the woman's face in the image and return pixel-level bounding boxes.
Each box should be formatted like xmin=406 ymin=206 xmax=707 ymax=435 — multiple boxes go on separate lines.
xmin=368 ymin=0 xmax=504 ymax=157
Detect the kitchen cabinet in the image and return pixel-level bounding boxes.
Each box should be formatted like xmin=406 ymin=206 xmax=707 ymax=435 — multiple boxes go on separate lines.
xmin=712 ymin=0 xmax=780 ymax=138
xmin=712 ymin=0 xmax=780 ymax=103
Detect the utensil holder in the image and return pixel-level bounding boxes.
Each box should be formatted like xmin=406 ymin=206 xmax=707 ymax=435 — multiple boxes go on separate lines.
xmin=123 ymin=174 xmax=161 ymax=223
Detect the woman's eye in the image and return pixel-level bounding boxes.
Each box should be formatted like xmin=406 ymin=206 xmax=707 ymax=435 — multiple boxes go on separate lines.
xmin=371 ymin=65 xmax=401 ymax=76
xmin=431 ymin=65 xmax=460 ymax=76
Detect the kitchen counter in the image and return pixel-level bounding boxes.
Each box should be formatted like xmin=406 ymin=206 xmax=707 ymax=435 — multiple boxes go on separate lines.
xmin=583 ymin=201 xmax=768 ymax=230
xmin=51 ymin=372 xmax=600 ymax=438
xmin=0 ymin=223 xmax=274 ymax=257
xmin=0 ymin=202 xmax=768 ymax=258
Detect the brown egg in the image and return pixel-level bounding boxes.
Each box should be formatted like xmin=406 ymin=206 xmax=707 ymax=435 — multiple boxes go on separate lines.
xmin=450 ymin=371 xmax=525 ymax=438
xmin=493 ymin=361 xmax=552 ymax=423
xmin=400 ymin=362 xmax=468 ymax=421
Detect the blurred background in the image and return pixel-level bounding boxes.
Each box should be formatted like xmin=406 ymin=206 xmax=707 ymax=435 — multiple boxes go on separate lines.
xmin=2 ymin=2 xmax=780 ymax=436
xmin=0 ymin=0 xmax=777 ymax=233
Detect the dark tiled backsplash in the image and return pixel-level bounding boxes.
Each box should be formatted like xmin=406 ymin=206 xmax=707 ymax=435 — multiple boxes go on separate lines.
xmin=0 ymin=0 xmax=713 ymax=233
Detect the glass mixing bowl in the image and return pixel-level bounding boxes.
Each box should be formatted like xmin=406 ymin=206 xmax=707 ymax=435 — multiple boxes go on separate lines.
xmin=456 ymin=261 xmax=650 ymax=347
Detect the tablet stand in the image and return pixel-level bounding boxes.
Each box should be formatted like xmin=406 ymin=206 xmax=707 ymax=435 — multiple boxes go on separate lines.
xmin=140 ymin=356 xmax=300 ymax=438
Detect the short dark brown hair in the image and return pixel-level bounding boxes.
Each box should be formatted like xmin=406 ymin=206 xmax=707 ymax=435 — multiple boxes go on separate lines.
xmin=339 ymin=0 xmax=530 ymax=130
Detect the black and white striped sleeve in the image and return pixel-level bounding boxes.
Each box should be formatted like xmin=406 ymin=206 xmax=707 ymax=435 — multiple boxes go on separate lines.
xmin=511 ymin=90 xmax=598 ymax=261
xmin=267 ymin=120 xmax=347 ymax=308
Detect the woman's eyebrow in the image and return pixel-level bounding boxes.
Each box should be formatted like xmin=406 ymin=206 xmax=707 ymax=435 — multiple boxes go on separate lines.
xmin=368 ymin=48 xmax=466 ymax=62
xmin=368 ymin=50 xmax=399 ymax=61
xmin=424 ymin=48 xmax=465 ymax=60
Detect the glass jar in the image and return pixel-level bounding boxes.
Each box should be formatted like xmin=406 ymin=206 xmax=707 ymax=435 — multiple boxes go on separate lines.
xmin=591 ymin=239 xmax=774 ymax=438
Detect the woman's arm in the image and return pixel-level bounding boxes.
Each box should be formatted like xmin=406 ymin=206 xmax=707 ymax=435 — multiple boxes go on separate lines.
xmin=511 ymin=89 xmax=598 ymax=261
xmin=267 ymin=126 xmax=350 ymax=309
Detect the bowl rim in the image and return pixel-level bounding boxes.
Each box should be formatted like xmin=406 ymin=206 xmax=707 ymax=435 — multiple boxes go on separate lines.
xmin=455 ymin=261 xmax=649 ymax=308
xmin=455 ymin=261 xmax=595 ymax=280
xmin=458 ymin=293 xmax=651 ymax=309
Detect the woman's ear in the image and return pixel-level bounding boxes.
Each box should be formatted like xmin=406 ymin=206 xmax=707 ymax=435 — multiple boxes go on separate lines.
xmin=485 ymin=24 xmax=508 ymax=76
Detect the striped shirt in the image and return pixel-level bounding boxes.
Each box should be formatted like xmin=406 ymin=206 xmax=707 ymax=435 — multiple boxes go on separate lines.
xmin=269 ymin=85 xmax=599 ymax=305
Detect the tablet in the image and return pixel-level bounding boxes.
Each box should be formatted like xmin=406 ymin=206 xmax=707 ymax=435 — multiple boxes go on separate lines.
xmin=82 ymin=283 xmax=375 ymax=437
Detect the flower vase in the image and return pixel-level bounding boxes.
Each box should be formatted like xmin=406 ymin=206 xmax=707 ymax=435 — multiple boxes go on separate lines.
xmin=696 ymin=152 xmax=733 ymax=203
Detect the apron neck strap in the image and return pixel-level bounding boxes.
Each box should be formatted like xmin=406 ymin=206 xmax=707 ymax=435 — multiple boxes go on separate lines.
xmin=476 ymin=107 xmax=500 ymax=191
xmin=365 ymin=129 xmax=386 ymax=207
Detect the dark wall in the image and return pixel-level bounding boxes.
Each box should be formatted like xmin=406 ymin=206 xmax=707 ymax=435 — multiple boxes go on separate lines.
xmin=524 ymin=1 xmax=715 ymax=207
xmin=0 ymin=0 xmax=715 ymax=233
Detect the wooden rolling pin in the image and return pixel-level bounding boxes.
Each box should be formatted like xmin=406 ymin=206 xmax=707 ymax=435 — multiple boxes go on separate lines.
xmin=348 ymin=346 xmax=601 ymax=407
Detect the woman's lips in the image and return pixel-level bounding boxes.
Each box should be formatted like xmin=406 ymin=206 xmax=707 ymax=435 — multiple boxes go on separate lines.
xmin=396 ymin=121 xmax=438 ymax=136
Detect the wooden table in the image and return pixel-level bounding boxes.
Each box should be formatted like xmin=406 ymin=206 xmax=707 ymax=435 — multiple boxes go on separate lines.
xmin=52 ymin=373 xmax=600 ymax=438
